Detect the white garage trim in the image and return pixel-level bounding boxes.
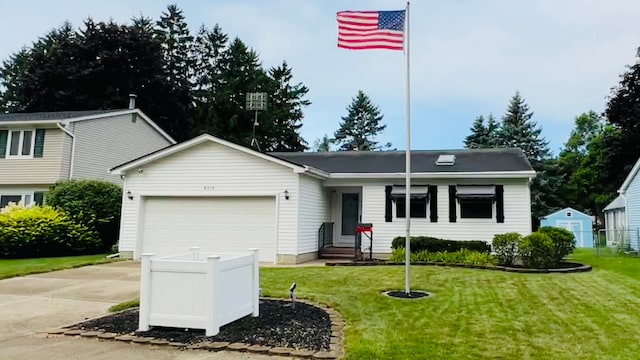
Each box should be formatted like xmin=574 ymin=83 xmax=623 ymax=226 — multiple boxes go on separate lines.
xmin=135 ymin=190 xmax=284 ymax=197
xmin=134 ymin=194 xmax=280 ymax=264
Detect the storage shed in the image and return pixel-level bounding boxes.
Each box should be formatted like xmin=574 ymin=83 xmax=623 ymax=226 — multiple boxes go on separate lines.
xmin=540 ymin=207 xmax=594 ymax=248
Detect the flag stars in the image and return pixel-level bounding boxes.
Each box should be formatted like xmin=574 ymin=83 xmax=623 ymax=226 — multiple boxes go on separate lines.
xmin=378 ymin=10 xmax=405 ymax=31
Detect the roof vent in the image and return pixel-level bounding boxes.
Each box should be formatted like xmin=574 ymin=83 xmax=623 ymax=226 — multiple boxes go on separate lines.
xmin=436 ymin=154 xmax=455 ymax=166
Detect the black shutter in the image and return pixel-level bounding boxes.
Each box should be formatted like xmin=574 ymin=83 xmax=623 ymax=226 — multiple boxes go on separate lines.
xmin=34 ymin=192 xmax=45 ymax=206
xmin=0 ymin=130 xmax=7 ymax=158
xmin=496 ymin=185 xmax=505 ymax=223
xmin=429 ymin=185 xmax=438 ymax=222
xmin=448 ymin=185 xmax=457 ymax=223
xmin=34 ymin=129 xmax=45 ymax=158
xmin=385 ymin=185 xmax=393 ymax=222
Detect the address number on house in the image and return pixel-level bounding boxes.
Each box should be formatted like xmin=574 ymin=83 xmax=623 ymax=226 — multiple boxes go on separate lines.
xmin=203 ymin=186 xmax=215 ymax=191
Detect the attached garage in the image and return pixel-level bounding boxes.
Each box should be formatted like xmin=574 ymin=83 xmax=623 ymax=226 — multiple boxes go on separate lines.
xmin=140 ymin=196 xmax=276 ymax=262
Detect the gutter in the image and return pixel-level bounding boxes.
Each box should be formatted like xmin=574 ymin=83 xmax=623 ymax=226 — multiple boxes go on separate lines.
xmin=56 ymin=123 xmax=76 ymax=178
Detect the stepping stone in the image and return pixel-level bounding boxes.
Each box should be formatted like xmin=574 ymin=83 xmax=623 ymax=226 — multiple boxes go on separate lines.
xmin=149 ymin=339 xmax=169 ymax=345
xmin=313 ymin=351 xmax=339 ymax=359
xmin=47 ymin=328 xmax=66 ymax=335
xmin=168 ymin=342 xmax=185 ymax=347
xmin=131 ymin=337 xmax=155 ymax=344
xmin=247 ymin=345 xmax=270 ymax=353
xmin=269 ymin=347 xmax=292 ymax=356
xmin=80 ymin=331 xmax=102 ymax=338
xmin=290 ymin=349 xmax=315 ymax=357
xmin=227 ymin=342 xmax=249 ymax=351
xmin=97 ymin=333 xmax=117 ymax=339
xmin=63 ymin=329 xmax=84 ymax=336
xmin=206 ymin=341 xmax=230 ymax=350
xmin=115 ymin=335 xmax=137 ymax=342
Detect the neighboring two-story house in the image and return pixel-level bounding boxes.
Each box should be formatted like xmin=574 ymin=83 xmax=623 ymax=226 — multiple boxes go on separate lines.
xmin=0 ymin=103 xmax=175 ymax=208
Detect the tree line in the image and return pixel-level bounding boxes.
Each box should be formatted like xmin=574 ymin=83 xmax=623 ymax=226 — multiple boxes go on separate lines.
xmin=0 ymin=5 xmax=309 ymax=152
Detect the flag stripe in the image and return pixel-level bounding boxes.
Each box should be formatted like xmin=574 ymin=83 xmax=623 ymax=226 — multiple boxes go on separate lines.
xmin=337 ymin=9 xmax=405 ymax=51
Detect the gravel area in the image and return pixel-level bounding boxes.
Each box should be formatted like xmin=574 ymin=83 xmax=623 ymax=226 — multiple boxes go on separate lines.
xmin=70 ymin=299 xmax=331 ymax=351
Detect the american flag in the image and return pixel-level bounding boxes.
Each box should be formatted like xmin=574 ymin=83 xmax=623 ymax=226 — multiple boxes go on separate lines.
xmin=337 ymin=10 xmax=406 ymax=51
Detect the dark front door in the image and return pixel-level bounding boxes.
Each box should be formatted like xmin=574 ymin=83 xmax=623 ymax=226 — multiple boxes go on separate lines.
xmin=341 ymin=193 xmax=359 ymax=236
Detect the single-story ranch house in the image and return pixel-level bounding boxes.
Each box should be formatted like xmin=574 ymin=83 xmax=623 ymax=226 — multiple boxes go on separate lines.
xmin=109 ymin=134 xmax=536 ymax=264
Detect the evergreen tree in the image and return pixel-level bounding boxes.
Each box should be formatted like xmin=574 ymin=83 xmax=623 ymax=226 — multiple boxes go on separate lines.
xmin=312 ymin=134 xmax=332 ymax=152
xmin=497 ymin=91 xmax=550 ymax=165
xmin=264 ymin=61 xmax=310 ymax=152
xmin=334 ymin=90 xmax=391 ymax=151
xmin=463 ymin=113 xmax=499 ymax=148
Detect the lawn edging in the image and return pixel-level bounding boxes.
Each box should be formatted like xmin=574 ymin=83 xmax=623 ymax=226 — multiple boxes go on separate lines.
xmin=45 ymin=296 xmax=345 ymax=359
xmin=326 ymin=260 xmax=592 ymax=273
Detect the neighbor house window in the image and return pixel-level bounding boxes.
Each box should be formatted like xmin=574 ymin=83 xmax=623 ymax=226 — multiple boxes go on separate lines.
xmin=0 ymin=193 xmax=37 ymax=208
xmin=456 ymin=185 xmax=495 ymax=219
xmin=6 ymin=130 xmax=35 ymax=157
xmin=391 ymin=185 xmax=428 ymax=218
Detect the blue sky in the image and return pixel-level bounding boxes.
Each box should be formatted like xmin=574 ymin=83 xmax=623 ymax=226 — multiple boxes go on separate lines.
xmin=1 ymin=0 xmax=639 ymax=154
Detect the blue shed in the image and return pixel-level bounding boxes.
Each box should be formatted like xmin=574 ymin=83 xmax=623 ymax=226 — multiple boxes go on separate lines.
xmin=540 ymin=207 xmax=594 ymax=248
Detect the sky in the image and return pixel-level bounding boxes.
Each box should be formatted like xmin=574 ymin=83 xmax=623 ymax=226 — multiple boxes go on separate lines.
xmin=0 ymin=0 xmax=639 ymax=154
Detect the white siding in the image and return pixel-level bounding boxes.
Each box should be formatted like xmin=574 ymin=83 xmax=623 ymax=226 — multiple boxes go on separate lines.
xmin=58 ymin=130 xmax=73 ymax=180
xmin=72 ymin=113 xmax=173 ymax=184
xmin=118 ymin=141 xmax=299 ymax=257
xmin=297 ymin=175 xmax=331 ymax=254
xmin=359 ymin=179 xmax=532 ymax=254
xmin=0 ymin=128 xmax=64 ymax=185
xmin=624 ymin=174 xmax=640 ymax=247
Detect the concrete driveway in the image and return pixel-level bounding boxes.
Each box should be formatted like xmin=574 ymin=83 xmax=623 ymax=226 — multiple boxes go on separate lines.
xmin=0 ymin=261 xmax=289 ymax=360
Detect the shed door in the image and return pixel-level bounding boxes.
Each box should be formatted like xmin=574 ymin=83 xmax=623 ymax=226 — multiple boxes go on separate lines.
xmin=140 ymin=196 xmax=276 ymax=262
xmin=556 ymin=220 xmax=583 ymax=247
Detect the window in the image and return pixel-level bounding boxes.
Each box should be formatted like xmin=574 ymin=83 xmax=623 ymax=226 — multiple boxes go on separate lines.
xmin=456 ymin=185 xmax=495 ymax=219
xmin=6 ymin=130 xmax=35 ymax=157
xmin=391 ymin=185 xmax=429 ymax=218
xmin=566 ymin=211 xmax=572 ymax=217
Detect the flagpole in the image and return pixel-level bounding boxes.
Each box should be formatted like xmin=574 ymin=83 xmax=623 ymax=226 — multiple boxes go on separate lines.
xmin=404 ymin=0 xmax=411 ymax=294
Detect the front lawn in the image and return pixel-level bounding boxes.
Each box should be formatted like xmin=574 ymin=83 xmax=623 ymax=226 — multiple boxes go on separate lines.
xmin=0 ymin=254 xmax=113 ymax=280
xmin=260 ymin=251 xmax=640 ymax=359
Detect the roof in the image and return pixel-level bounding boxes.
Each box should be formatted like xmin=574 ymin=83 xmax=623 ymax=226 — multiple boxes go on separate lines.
xmin=0 ymin=110 xmax=122 ymax=122
xmin=541 ymin=207 xmax=593 ymax=220
xmin=109 ymin=134 xmax=326 ymax=177
xmin=269 ymin=148 xmax=534 ymax=174
xmin=0 ymin=109 xmax=175 ymax=144
xmin=604 ymin=195 xmax=626 ymax=211
xmin=619 ymin=157 xmax=640 ymax=194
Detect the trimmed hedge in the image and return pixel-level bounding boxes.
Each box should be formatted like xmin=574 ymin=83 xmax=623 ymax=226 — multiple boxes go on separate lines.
xmin=537 ymin=226 xmax=576 ymax=266
xmin=390 ymin=248 xmax=495 ymax=266
xmin=391 ymin=236 xmax=491 ymax=253
xmin=493 ymin=227 xmax=576 ymax=269
xmin=0 ymin=203 xmax=101 ymax=258
xmin=46 ymin=179 xmax=122 ymax=251
xmin=492 ymin=232 xmax=521 ymax=266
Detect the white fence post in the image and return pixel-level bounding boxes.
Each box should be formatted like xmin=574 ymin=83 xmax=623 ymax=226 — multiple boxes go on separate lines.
xmin=138 ymin=253 xmax=155 ymax=331
xmin=205 ymin=255 xmax=221 ymax=336
xmin=249 ymin=248 xmax=260 ymax=317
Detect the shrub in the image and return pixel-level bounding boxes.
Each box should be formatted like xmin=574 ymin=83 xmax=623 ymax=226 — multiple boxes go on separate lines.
xmin=46 ymin=179 xmax=122 ymax=251
xmin=537 ymin=226 xmax=576 ymax=265
xmin=518 ymin=232 xmax=555 ymax=269
xmin=0 ymin=203 xmax=101 ymax=258
xmin=492 ymin=232 xmax=522 ymax=266
xmin=389 ymin=248 xmax=495 ymax=266
xmin=391 ymin=236 xmax=491 ymax=253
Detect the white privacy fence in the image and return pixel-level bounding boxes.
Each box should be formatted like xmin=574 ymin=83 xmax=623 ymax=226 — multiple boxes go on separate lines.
xmin=138 ymin=247 xmax=260 ymax=336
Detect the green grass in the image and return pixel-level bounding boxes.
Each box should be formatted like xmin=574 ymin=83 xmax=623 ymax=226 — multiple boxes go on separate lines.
xmin=259 ymin=250 xmax=640 ymax=360
xmin=0 ymin=254 xmax=114 ymax=280
xmin=109 ymin=299 xmax=140 ymax=312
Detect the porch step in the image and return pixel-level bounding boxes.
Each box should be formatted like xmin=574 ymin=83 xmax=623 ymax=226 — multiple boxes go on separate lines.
xmin=321 ymin=247 xmax=358 ymax=255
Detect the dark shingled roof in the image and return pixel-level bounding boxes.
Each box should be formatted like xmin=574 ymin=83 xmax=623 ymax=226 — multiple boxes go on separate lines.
xmin=269 ymin=148 xmax=533 ymax=173
xmin=0 ymin=109 xmax=125 ymax=122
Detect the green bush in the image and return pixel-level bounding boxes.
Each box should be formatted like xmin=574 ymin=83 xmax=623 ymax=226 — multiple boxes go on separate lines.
xmin=0 ymin=204 xmax=101 ymax=258
xmin=537 ymin=226 xmax=576 ymax=265
xmin=391 ymin=236 xmax=491 ymax=253
xmin=492 ymin=232 xmax=522 ymax=266
xmin=389 ymin=248 xmax=495 ymax=266
xmin=46 ymin=179 xmax=122 ymax=251
xmin=518 ymin=232 xmax=555 ymax=269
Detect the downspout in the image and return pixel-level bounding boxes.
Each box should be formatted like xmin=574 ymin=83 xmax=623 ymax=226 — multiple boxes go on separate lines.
xmin=56 ymin=123 xmax=76 ymax=178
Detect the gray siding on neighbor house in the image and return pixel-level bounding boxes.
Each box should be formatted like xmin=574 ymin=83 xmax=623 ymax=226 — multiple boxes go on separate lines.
xmin=624 ymin=172 xmax=640 ymax=247
xmin=71 ymin=113 xmax=173 ymax=184
xmin=0 ymin=127 xmax=64 ymax=185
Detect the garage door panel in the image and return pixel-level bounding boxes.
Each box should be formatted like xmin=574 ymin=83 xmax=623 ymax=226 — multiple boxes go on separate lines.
xmin=141 ymin=197 xmax=275 ymax=262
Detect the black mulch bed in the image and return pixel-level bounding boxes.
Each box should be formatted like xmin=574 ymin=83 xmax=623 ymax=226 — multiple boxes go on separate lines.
xmin=69 ymin=299 xmax=331 ymax=351
xmin=384 ymin=290 xmax=429 ymax=299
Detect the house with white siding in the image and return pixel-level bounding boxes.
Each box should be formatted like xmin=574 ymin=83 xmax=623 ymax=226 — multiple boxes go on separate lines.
xmin=603 ymin=156 xmax=640 ymax=249
xmin=110 ymin=133 xmax=536 ymax=264
xmin=0 ymin=98 xmax=175 ymax=208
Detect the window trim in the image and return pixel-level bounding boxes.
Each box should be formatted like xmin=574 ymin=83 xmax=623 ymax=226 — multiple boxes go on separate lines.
xmin=6 ymin=129 xmax=36 ymax=159
xmin=458 ymin=197 xmax=494 ymax=219
xmin=0 ymin=193 xmax=35 ymax=208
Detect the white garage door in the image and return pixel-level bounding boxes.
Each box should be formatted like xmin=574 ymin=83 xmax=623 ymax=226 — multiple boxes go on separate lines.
xmin=141 ymin=196 xmax=276 ymax=262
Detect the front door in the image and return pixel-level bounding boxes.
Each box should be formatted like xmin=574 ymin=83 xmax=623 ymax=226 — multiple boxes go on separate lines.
xmin=336 ymin=192 xmax=360 ymax=246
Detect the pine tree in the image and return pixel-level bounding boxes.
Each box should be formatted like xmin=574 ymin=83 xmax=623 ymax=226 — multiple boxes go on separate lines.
xmin=464 ymin=114 xmax=500 ymax=149
xmin=312 ymin=134 xmax=332 ymax=152
xmin=264 ymin=61 xmax=310 ymax=152
xmin=497 ymin=91 xmax=550 ymax=165
xmin=334 ymin=90 xmax=391 ymax=151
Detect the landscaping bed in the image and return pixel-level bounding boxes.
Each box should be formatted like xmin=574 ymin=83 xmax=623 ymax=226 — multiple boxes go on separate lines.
xmin=327 ymin=259 xmax=592 ymax=273
xmin=63 ymin=299 xmax=337 ymax=353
